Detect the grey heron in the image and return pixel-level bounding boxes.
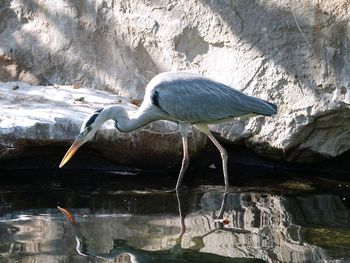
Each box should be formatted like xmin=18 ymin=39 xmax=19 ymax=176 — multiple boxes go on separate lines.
xmin=59 ymin=72 xmax=277 ymax=190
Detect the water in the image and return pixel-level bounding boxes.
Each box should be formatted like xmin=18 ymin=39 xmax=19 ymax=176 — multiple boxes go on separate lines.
xmin=0 ymin=170 xmax=350 ymax=263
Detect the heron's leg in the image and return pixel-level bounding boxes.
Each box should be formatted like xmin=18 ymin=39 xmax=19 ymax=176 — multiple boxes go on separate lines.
xmin=175 ymin=123 xmax=190 ymax=191
xmin=194 ymin=124 xmax=229 ymax=190
xmin=217 ymin=191 xmax=228 ymax=219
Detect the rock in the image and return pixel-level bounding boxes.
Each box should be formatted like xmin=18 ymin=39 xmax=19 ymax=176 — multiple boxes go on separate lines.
xmin=0 ymin=54 xmax=40 ymax=85
xmin=18 ymin=70 xmax=40 ymax=85
xmin=0 ymin=0 xmax=349 ymax=162
xmin=0 ymin=81 xmax=206 ymax=168
xmin=0 ymin=54 xmax=19 ymax=81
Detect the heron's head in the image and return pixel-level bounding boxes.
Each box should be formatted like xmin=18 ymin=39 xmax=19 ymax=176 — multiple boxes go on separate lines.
xmin=59 ymin=108 xmax=105 ymax=168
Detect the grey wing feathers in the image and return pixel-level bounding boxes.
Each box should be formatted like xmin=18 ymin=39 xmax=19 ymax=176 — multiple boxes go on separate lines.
xmin=151 ymin=73 xmax=277 ymax=123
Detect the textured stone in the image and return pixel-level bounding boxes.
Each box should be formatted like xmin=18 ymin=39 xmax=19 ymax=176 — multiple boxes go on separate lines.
xmin=0 ymin=81 xmax=206 ymax=168
xmin=0 ymin=0 xmax=349 ymax=162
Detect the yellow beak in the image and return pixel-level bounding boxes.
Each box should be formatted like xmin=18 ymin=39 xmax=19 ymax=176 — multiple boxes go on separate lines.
xmin=59 ymin=137 xmax=85 ymax=168
xmin=57 ymin=206 xmax=76 ymax=223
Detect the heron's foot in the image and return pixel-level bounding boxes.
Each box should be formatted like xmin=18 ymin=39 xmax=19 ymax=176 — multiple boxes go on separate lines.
xmin=164 ymin=188 xmax=177 ymax=193
xmin=169 ymin=186 xmax=187 ymax=193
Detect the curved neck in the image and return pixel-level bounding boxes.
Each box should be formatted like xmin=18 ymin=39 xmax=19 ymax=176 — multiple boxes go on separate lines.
xmin=103 ymin=105 xmax=154 ymax=133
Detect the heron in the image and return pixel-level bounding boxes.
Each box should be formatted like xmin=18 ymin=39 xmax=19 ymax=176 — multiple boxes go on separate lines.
xmin=59 ymin=72 xmax=277 ymax=190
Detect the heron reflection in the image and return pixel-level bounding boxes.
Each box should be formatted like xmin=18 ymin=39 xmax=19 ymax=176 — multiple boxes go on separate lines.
xmin=58 ymin=191 xmax=264 ymax=263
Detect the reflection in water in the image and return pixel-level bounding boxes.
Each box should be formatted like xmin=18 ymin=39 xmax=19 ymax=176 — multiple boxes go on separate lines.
xmin=57 ymin=192 xmax=260 ymax=262
xmin=0 ymin=181 xmax=350 ymax=262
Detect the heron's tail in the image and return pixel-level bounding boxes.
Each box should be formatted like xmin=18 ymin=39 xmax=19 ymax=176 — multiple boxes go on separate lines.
xmin=266 ymin=101 xmax=277 ymax=114
xmin=251 ymin=98 xmax=278 ymax=116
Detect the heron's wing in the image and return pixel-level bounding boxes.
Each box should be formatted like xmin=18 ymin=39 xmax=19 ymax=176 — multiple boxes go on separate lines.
xmin=152 ymin=74 xmax=276 ymax=123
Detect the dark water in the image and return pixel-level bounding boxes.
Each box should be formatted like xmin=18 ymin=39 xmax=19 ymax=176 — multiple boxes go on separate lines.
xmin=0 ymin=170 xmax=350 ymax=263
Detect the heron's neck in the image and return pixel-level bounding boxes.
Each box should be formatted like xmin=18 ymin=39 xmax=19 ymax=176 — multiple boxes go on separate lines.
xmin=104 ymin=105 xmax=154 ymax=133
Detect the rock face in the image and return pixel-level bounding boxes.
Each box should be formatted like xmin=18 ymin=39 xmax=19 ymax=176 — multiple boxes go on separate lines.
xmin=0 ymin=0 xmax=349 ymax=163
xmin=0 ymin=81 xmax=206 ymax=168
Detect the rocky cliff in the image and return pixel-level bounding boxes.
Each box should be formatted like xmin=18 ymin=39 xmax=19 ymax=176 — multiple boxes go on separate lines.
xmin=0 ymin=0 xmax=349 ymax=165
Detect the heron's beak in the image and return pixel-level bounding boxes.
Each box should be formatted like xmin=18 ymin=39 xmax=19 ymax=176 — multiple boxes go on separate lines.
xmin=57 ymin=206 xmax=76 ymax=223
xmin=59 ymin=135 xmax=86 ymax=168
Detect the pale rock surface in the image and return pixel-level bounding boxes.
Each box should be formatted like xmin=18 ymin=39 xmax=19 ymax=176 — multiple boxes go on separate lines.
xmin=0 ymin=81 xmax=206 ymax=167
xmin=0 ymin=0 xmax=349 ymax=162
